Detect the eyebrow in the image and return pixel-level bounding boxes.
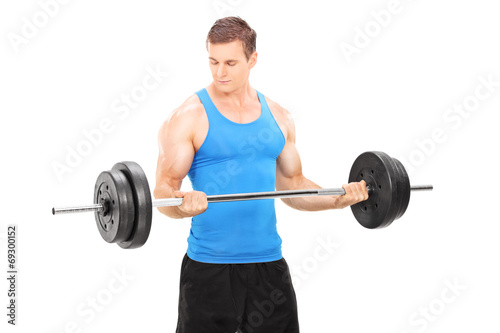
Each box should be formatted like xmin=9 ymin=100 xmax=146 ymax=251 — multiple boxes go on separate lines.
xmin=209 ymin=57 xmax=237 ymax=62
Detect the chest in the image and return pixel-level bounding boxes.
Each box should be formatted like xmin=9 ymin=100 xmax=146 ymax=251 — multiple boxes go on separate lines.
xmin=193 ymin=103 xmax=288 ymax=153
xmin=215 ymin=99 xmax=262 ymax=124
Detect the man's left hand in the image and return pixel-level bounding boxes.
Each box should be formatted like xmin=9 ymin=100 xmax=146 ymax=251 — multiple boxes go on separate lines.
xmin=334 ymin=180 xmax=369 ymax=209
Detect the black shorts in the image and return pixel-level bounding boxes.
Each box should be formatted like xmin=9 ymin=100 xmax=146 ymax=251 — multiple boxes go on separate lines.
xmin=176 ymin=253 xmax=300 ymax=333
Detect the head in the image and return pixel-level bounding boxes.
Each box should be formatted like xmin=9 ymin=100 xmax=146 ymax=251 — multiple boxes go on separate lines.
xmin=206 ymin=16 xmax=257 ymax=92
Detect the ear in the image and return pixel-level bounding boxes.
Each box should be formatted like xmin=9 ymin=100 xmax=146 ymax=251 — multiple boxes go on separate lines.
xmin=248 ymin=51 xmax=258 ymax=69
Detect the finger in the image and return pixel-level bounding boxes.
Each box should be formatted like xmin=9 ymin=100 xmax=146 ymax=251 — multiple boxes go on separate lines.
xmin=195 ymin=191 xmax=207 ymax=200
xmin=355 ymin=182 xmax=369 ymax=200
xmin=173 ymin=190 xmax=185 ymax=197
xmin=176 ymin=191 xmax=189 ymax=211
xmin=348 ymin=182 xmax=366 ymax=202
xmin=197 ymin=192 xmax=208 ymax=210
xmin=192 ymin=192 xmax=205 ymax=207
xmin=346 ymin=182 xmax=359 ymax=194
xmin=359 ymin=181 xmax=369 ymax=200
xmin=358 ymin=187 xmax=369 ymax=201
xmin=342 ymin=183 xmax=351 ymax=193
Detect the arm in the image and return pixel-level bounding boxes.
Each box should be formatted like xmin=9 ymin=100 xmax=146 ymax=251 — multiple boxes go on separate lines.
xmin=153 ymin=101 xmax=208 ymax=219
xmin=275 ymin=109 xmax=368 ymax=211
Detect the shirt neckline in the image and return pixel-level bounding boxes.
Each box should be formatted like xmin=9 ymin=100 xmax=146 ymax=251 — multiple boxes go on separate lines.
xmin=204 ymin=88 xmax=263 ymax=126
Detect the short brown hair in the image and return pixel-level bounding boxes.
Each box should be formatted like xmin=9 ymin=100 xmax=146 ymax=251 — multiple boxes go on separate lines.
xmin=206 ymin=16 xmax=256 ymax=61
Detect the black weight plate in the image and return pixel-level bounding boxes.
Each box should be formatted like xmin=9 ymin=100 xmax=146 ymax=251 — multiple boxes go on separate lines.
xmin=370 ymin=151 xmax=401 ymax=228
xmin=385 ymin=155 xmax=404 ymax=225
xmin=348 ymin=151 xmax=399 ymax=229
xmin=392 ymin=158 xmax=411 ymax=220
xmin=112 ymin=161 xmax=152 ymax=249
xmin=94 ymin=170 xmax=135 ymax=243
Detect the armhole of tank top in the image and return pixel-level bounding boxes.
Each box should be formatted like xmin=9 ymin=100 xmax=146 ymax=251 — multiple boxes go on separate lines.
xmin=259 ymin=92 xmax=286 ymax=149
xmin=193 ymin=92 xmax=211 ymax=157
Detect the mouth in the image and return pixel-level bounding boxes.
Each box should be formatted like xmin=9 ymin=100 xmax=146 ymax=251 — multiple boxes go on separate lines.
xmin=218 ymin=80 xmax=230 ymax=84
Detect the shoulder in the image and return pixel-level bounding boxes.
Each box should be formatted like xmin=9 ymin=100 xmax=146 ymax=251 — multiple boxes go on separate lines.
xmin=159 ymin=94 xmax=205 ymax=140
xmin=167 ymin=94 xmax=204 ymax=125
xmin=262 ymin=94 xmax=295 ymax=141
xmin=162 ymin=94 xmax=205 ymax=128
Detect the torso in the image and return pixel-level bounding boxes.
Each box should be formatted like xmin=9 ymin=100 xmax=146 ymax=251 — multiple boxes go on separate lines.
xmin=190 ymin=89 xmax=288 ymax=153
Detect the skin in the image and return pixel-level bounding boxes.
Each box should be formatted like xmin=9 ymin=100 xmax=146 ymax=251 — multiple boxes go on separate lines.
xmin=154 ymin=40 xmax=368 ymax=219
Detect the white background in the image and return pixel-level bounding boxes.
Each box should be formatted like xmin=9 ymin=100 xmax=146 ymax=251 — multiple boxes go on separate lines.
xmin=1 ymin=0 xmax=499 ymax=332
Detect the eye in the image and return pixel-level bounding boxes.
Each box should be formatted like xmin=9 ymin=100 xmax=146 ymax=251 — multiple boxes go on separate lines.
xmin=227 ymin=63 xmax=235 ymax=66
xmin=210 ymin=61 xmax=218 ymax=65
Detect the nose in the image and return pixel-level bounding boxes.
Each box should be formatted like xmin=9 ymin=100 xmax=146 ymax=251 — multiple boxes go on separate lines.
xmin=217 ymin=64 xmax=227 ymax=78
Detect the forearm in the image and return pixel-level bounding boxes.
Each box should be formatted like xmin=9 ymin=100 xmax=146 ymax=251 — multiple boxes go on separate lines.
xmin=279 ymin=176 xmax=342 ymax=211
xmin=153 ymin=185 xmax=192 ymax=219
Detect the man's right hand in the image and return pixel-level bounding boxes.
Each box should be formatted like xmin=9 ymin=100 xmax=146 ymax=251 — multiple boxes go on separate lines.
xmin=173 ymin=190 xmax=208 ymax=217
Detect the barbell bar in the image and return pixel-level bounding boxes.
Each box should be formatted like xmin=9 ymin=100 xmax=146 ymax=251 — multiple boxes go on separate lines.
xmin=51 ymin=151 xmax=433 ymax=249
xmin=52 ymin=185 xmax=432 ymax=215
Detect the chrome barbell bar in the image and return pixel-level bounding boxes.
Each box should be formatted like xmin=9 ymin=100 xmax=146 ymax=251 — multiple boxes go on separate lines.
xmin=52 ymin=185 xmax=433 ymax=215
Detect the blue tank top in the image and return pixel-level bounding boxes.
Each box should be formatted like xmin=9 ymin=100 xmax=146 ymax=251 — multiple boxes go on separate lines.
xmin=186 ymin=88 xmax=286 ymax=263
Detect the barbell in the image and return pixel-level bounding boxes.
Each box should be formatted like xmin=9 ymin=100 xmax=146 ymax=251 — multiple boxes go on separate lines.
xmin=52 ymin=151 xmax=433 ymax=249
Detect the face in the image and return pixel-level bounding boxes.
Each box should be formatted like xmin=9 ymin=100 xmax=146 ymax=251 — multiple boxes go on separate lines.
xmin=208 ymin=40 xmax=257 ymax=93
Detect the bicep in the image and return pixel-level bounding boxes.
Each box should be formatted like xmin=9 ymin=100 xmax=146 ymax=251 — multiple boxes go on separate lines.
xmin=274 ymin=106 xmax=304 ymax=191
xmin=275 ymin=138 xmax=303 ymax=191
xmin=154 ymin=116 xmax=195 ymax=195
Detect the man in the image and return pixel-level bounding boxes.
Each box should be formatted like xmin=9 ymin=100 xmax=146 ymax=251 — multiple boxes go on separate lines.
xmin=154 ymin=16 xmax=368 ymax=333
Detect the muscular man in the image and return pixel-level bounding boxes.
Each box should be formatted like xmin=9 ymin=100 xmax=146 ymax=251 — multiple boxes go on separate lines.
xmin=154 ymin=16 xmax=368 ymax=333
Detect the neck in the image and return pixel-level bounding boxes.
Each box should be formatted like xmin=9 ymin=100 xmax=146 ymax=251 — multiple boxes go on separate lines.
xmin=208 ymin=81 xmax=256 ymax=108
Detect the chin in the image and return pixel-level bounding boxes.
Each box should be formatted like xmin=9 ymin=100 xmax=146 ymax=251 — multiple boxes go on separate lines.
xmin=215 ymin=82 xmax=234 ymax=92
